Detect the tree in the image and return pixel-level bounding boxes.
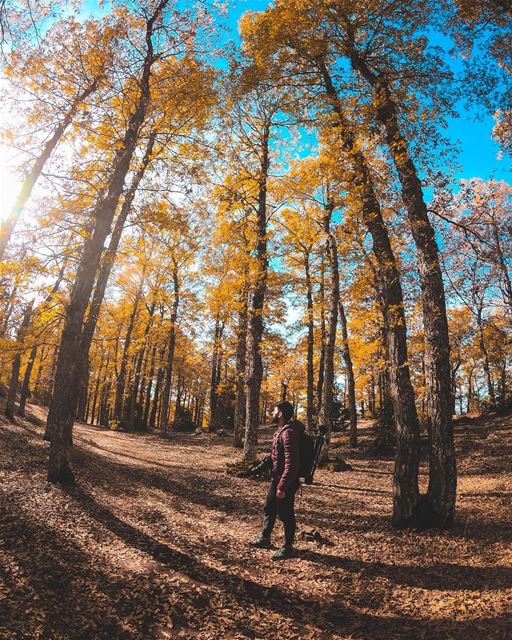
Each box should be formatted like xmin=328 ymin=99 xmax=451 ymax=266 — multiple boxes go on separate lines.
xmin=278 ymin=204 xmax=320 ymax=431
xmin=45 ymin=0 xmax=204 ymax=484
xmin=214 ymin=67 xmax=287 ymax=460
xmin=239 ymin=0 xmax=456 ymax=527
xmin=0 ymin=14 xmax=124 ymax=259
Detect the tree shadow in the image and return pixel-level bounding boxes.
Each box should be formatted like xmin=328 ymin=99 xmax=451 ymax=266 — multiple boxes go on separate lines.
xmin=319 ymin=483 xmax=390 ymax=496
xmin=2 ymin=420 xmax=512 ymax=639
xmin=300 ymin=548 xmax=512 ymax=591
xmin=0 ymin=497 xmax=192 ymax=640
xmin=62 ymin=486 xmax=512 ymax=640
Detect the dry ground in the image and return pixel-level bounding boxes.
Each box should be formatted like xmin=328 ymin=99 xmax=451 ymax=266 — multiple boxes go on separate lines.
xmin=1 ymin=405 xmax=511 ymax=640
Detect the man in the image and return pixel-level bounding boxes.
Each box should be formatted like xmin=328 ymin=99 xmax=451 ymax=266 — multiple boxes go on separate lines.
xmin=249 ymin=400 xmax=305 ymax=560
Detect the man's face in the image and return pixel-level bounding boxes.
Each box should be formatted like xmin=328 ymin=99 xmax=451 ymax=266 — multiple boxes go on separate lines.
xmin=271 ymin=407 xmax=281 ymax=424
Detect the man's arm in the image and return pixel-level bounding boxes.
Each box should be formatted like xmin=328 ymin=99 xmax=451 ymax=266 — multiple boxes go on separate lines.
xmin=239 ymin=454 xmax=272 ymax=478
xmin=277 ymin=429 xmax=300 ymax=494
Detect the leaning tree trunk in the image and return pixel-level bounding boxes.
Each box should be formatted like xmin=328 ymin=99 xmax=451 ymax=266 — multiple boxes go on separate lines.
xmin=348 ymin=51 xmax=456 ymax=526
xmin=317 ymin=204 xmax=339 ymax=463
xmin=244 ymin=124 xmax=270 ymax=461
xmin=339 ymin=300 xmax=357 ymax=447
xmin=305 ymin=255 xmax=315 ymax=433
xmin=0 ymin=79 xmax=99 ymax=260
xmin=76 ymin=132 xmax=156 ymax=421
xmin=5 ymin=303 xmax=33 ymax=419
xmin=45 ymin=2 xmax=167 ymax=484
xmin=318 ymin=58 xmax=420 ymax=526
xmin=159 ymin=261 xmax=179 ymax=432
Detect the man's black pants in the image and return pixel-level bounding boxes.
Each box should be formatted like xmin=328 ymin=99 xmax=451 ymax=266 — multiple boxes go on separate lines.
xmin=261 ymin=478 xmax=299 ymax=546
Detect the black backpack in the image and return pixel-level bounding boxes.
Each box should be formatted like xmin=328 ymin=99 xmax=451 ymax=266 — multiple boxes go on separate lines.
xmin=279 ymin=426 xmax=323 ymax=485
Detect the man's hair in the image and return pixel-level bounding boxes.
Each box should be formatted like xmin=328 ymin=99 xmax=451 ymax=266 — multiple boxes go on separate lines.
xmin=275 ymin=400 xmax=294 ymax=423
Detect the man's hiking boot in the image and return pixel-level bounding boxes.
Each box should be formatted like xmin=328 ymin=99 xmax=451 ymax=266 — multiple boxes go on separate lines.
xmin=249 ymin=536 xmax=271 ymax=549
xmin=272 ymin=545 xmax=295 ymax=560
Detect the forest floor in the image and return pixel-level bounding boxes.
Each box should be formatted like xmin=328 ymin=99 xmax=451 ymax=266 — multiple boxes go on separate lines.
xmin=0 ymin=406 xmax=511 ymax=640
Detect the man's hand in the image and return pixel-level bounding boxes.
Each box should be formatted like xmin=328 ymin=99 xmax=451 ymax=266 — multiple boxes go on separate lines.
xmin=276 ymin=489 xmax=286 ymax=499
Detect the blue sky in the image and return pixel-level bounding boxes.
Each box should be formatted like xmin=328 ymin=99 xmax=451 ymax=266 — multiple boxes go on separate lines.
xmin=1 ymin=0 xmax=508 ymax=221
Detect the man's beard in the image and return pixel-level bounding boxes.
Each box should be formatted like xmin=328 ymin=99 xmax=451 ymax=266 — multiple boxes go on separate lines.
xmin=271 ymin=414 xmax=279 ymax=425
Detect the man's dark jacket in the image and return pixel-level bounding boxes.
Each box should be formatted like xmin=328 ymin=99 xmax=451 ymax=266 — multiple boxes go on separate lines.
xmin=270 ymin=420 xmax=305 ymax=493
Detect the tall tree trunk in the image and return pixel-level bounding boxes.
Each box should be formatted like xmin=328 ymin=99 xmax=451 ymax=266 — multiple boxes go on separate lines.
xmin=125 ymin=300 xmax=155 ymax=430
xmin=476 ymin=308 xmax=496 ymax=406
xmin=233 ymin=273 xmax=249 ymax=447
xmin=99 ymin=379 xmax=111 ymax=427
xmin=467 ymin=365 xmax=475 ymax=413
xmin=142 ymin=343 xmax=158 ymax=431
xmin=318 ymin=204 xmax=339 ymax=462
xmin=149 ymin=357 xmax=164 ymax=432
xmin=318 ymin=59 xmax=421 ymax=526
xmin=0 ymin=80 xmax=99 ymax=260
xmin=305 ymin=255 xmax=315 ymax=433
xmin=76 ymin=132 xmax=157 ymax=421
xmin=46 ymin=2 xmax=167 ymax=484
xmin=339 ymin=301 xmax=357 ymax=447
xmin=209 ymin=316 xmax=224 ymax=431
xmin=114 ymin=270 xmax=146 ymax=427
xmin=317 ymin=256 xmax=326 ymax=415
xmin=348 ymin=52 xmax=456 ymax=526
xmin=33 ymin=344 xmax=48 ymax=400
xmin=159 ymin=260 xmax=180 ymax=432
xmin=243 ymin=123 xmax=270 ymax=461
xmin=17 ymin=343 xmax=36 ymax=417
xmin=5 ymin=303 xmax=33 ymax=419
xmin=89 ymin=357 xmax=106 ymax=425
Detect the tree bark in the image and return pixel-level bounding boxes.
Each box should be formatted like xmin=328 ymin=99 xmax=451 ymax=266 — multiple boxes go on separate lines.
xmin=142 ymin=343 xmax=158 ymax=430
xmin=125 ymin=300 xmax=155 ymax=430
xmin=114 ymin=269 xmax=146 ymax=427
xmin=317 ymin=59 xmax=421 ymax=526
xmin=149 ymin=354 xmax=165 ymax=432
xmin=318 ymin=203 xmax=339 ymax=462
xmin=46 ymin=1 xmax=168 ymax=484
xmin=348 ymin=51 xmax=456 ymax=526
xmin=316 ymin=256 xmax=326 ymax=415
xmin=476 ymin=307 xmax=496 ymax=406
xmin=233 ymin=273 xmax=249 ymax=447
xmin=89 ymin=357 xmax=106 ymax=425
xmin=244 ymin=122 xmax=270 ymax=461
xmin=339 ymin=301 xmax=357 ymax=447
xmin=209 ymin=316 xmax=224 ymax=431
xmin=159 ymin=260 xmax=180 ymax=432
xmin=305 ymin=255 xmax=315 ymax=433
xmin=17 ymin=343 xmax=36 ymax=418
xmin=76 ymin=132 xmax=156 ymax=421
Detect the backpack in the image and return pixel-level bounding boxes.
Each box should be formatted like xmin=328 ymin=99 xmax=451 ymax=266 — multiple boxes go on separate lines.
xmin=279 ymin=426 xmax=322 ymax=485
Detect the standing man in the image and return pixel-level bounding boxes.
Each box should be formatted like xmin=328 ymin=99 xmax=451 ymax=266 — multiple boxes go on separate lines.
xmin=249 ymin=400 xmax=305 ymax=560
